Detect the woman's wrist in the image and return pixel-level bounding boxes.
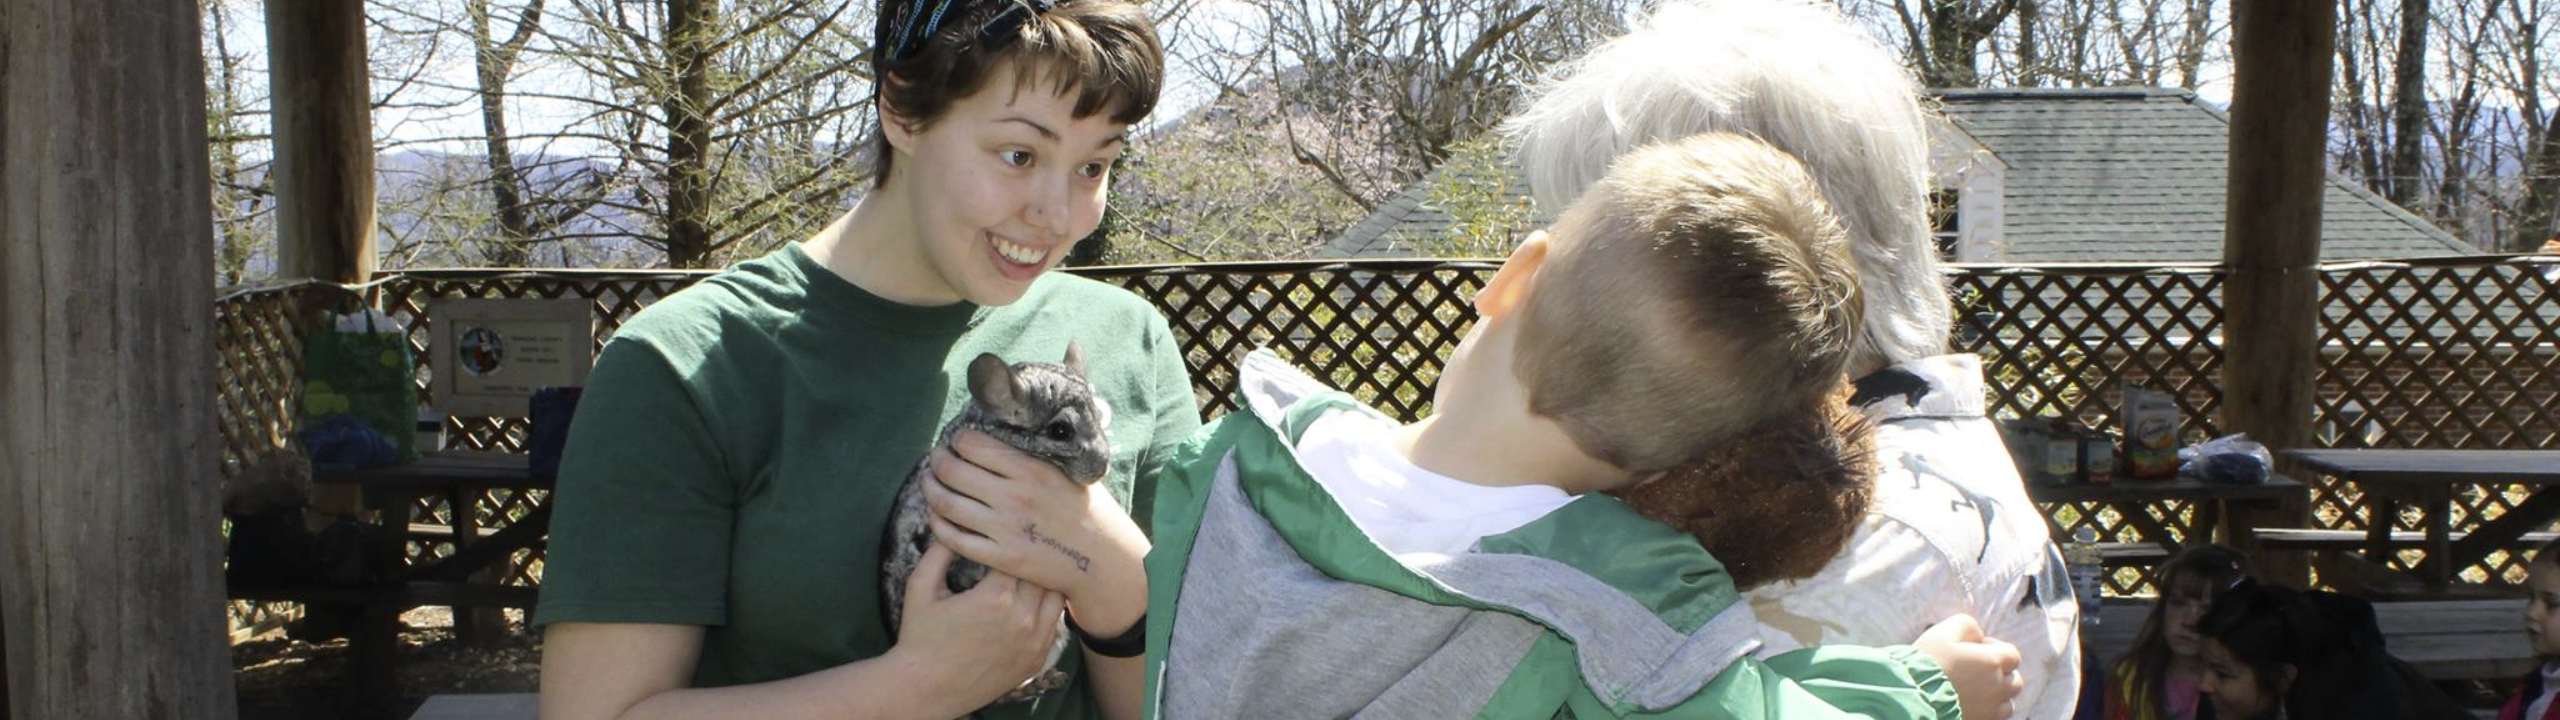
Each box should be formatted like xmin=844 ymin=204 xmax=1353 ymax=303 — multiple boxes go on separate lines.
xmin=867 ymin=644 xmax=976 ymax=720
xmin=1064 ymin=527 xmax=1148 ymax=636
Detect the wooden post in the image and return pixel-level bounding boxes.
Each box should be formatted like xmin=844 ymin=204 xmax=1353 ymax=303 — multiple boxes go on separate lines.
xmin=1 ymin=0 xmax=240 ymax=716
xmin=268 ymin=0 xmax=378 ymax=524
xmin=266 ymin=0 xmax=377 ymax=283
xmin=2222 ymin=0 xmax=2335 ymax=588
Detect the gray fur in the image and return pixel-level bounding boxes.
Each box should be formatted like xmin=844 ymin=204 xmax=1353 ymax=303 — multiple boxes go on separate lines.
xmin=880 ymin=344 xmax=1113 ymax=707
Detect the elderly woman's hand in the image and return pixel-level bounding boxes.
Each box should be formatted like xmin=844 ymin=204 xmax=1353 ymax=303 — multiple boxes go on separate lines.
xmin=1914 ymin=614 xmax=2025 ymax=720
xmin=924 ymin=429 xmax=1150 ymax=637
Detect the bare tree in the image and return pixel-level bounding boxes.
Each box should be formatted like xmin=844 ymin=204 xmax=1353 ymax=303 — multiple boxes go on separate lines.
xmin=2172 ymin=0 xmax=2215 ymax=86
xmin=1185 ymin=0 xmax=1637 ymax=210
xmin=1891 ymin=0 xmax=2021 ymax=87
xmin=2491 ymin=0 xmax=2560 ymax=251
xmin=2343 ymin=0 xmax=2560 ymax=251
xmin=1104 ymin=83 xmax=1368 ymax=263
xmin=2386 ymin=0 xmax=2432 ymax=207
xmin=537 ymin=0 xmax=871 ymax=268
xmin=2427 ymin=0 xmax=2503 ymax=235
xmin=204 ymin=0 xmax=276 ymax=287
xmin=2336 ymin=0 xmax=2390 ymax=187
xmin=466 ymin=0 xmax=613 ymax=266
xmin=2331 ymin=0 xmax=2435 ymax=206
xmin=1871 ymin=0 xmax=2226 ymax=89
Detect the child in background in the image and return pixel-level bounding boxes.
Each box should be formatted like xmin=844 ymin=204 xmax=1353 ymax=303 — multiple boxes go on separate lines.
xmin=2192 ymin=579 xmax=2432 ymax=720
xmin=2104 ymin=545 xmax=2249 ymax=720
xmin=2502 ymin=537 xmax=2560 ymax=720
xmin=2193 ymin=580 xmax=2338 ymax=720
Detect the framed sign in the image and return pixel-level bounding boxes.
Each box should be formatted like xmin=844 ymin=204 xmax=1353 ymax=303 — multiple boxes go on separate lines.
xmin=430 ymin=297 xmax=595 ymax=417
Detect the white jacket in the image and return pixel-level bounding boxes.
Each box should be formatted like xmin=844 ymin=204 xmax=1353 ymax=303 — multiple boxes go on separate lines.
xmin=1747 ymin=354 xmax=2083 ymax=720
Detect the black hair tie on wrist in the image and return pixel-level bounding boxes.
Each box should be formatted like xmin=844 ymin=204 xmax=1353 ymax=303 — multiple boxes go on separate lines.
xmin=1066 ymin=610 xmax=1145 ymax=658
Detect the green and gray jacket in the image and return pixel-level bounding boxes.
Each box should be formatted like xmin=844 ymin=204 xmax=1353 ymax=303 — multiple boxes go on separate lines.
xmin=1140 ymin=351 xmax=1963 ymax=719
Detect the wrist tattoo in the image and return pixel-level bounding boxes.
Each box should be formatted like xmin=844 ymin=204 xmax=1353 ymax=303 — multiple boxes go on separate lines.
xmin=1024 ymin=523 xmax=1091 ymax=572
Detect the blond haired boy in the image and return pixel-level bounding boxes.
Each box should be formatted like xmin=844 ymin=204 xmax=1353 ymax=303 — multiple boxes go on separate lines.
xmin=1141 ymin=133 xmax=2023 ymax=719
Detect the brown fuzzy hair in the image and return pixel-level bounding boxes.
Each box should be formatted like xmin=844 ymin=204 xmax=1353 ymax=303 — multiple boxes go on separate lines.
xmin=1609 ymin=385 xmax=1878 ymax=591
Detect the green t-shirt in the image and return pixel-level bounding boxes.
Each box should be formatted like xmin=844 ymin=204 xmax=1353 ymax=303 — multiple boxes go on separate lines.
xmin=533 ymin=244 xmax=1201 ymax=716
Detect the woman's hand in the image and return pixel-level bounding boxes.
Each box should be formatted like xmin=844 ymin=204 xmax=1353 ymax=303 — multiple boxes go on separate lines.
xmin=924 ymin=430 xmax=1150 ymax=636
xmin=885 ymin=543 xmax=1067 ymax=707
xmin=1913 ymin=614 xmax=2025 ymax=720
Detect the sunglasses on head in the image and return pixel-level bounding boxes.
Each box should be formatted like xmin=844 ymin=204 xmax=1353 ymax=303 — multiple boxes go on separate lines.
xmin=886 ymin=0 xmax=1060 ymax=65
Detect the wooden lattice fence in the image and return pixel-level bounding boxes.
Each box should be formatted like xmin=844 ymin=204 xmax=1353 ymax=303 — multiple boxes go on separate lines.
xmin=2306 ymin=258 xmax=2560 ymax=586
xmin=1945 ymin=264 xmax=2231 ymax=594
xmin=214 ymin=256 xmax=2559 ymax=631
xmin=372 ymin=272 xmax=715 ymax=593
xmin=215 ymin=283 xmax=332 ymax=638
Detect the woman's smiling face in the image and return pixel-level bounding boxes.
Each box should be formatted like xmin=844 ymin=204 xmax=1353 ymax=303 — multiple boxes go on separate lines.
xmin=884 ymin=61 xmax=1127 ymax=306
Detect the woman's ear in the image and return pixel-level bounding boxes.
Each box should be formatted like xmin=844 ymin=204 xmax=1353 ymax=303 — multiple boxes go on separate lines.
xmin=1476 ymin=230 xmax=1552 ymax=319
xmin=2271 ymin=664 xmax=2299 ymax=696
xmin=879 ymin=79 xmax=922 ymax=153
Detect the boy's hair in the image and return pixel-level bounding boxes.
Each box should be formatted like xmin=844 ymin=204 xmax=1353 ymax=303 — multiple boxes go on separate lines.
xmin=868 ymin=0 xmax=1164 ymax=186
xmin=1513 ymin=132 xmax=1864 ymax=473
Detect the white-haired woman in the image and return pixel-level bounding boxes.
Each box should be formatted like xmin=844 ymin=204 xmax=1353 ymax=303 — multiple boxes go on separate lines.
xmin=1504 ymin=2 xmax=2080 ymax=718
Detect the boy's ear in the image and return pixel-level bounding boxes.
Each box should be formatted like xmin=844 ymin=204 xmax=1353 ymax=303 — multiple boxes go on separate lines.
xmin=1477 ymin=231 xmax=1552 ymax=319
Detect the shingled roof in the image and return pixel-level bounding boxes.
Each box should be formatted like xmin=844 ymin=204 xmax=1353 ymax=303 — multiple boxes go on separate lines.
xmin=1323 ymin=87 xmax=2474 ymax=261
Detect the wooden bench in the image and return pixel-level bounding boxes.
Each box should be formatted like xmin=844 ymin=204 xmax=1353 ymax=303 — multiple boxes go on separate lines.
xmin=2257 ymin=527 xmax=2558 ymax=598
xmin=410 ymin=693 xmax=535 ymax=720
xmin=2097 ymin=541 xmax=2172 ymax=567
xmin=2088 ymin=599 xmax=2532 ymax=682
xmin=2031 ymin=475 xmax=2312 ymax=587
xmin=230 ymin=581 xmax=538 ymax=610
xmin=408 ymin=522 xmax=515 ymax=541
xmin=2283 ymin=449 xmax=2560 ymax=590
xmin=2257 ymin=527 xmax=2560 ymax=551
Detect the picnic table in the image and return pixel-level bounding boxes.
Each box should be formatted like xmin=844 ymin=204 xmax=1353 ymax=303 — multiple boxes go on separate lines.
xmin=2027 ymin=474 xmax=2309 ymax=564
xmin=2088 ymin=599 xmax=2532 ymax=682
xmin=235 ymin=450 xmax=552 ymax=701
xmin=2282 ymin=449 xmax=2560 ymax=591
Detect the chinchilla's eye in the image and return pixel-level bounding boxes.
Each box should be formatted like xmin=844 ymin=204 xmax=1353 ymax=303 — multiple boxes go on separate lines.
xmin=1043 ymin=420 xmax=1075 ymax=441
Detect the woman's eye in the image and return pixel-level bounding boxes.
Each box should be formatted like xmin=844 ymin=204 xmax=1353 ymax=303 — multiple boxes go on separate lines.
xmin=1001 ymin=149 xmax=1034 ymax=168
xmin=1077 ymin=161 xmax=1107 ymax=179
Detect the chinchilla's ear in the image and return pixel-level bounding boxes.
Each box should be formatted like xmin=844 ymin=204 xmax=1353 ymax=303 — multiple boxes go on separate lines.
xmin=967 ymin=353 xmax=1023 ymax=413
xmin=1061 ymin=342 xmax=1086 ymax=375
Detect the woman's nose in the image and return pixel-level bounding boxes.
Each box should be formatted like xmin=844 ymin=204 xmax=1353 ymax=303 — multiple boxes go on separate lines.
xmin=1023 ymin=176 xmax=1070 ymax=237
